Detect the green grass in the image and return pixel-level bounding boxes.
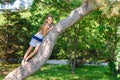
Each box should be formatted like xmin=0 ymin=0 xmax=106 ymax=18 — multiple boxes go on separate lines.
xmin=26 ymin=65 xmax=116 ymax=80
xmin=0 ymin=63 xmax=117 ymax=80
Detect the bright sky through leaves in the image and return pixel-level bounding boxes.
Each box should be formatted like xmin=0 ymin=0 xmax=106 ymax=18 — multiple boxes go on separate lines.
xmin=0 ymin=0 xmax=33 ymax=10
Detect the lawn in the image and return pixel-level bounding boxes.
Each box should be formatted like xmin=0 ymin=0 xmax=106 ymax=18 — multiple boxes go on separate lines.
xmin=0 ymin=63 xmax=117 ymax=80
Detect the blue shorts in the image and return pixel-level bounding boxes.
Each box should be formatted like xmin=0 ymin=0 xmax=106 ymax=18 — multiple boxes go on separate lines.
xmin=29 ymin=34 xmax=43 ymax=47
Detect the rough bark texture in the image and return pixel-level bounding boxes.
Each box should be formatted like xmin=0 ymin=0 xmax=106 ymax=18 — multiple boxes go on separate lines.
xmin=4 ymin=0 xmax=105 ymax=80
xmin=117 ymin=22 xmax=120 ymax=77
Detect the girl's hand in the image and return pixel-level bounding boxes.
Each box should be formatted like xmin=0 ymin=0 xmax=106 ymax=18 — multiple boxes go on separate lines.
xmin=50 ymin=26 xmax=54 ymax=30
xmin=23 ymin=55 xmax=27 ymax=60
xmin=26 ymin=57 xmax=30 ymax=61
xmin=48 ymin=26 xmax=54 ymax=32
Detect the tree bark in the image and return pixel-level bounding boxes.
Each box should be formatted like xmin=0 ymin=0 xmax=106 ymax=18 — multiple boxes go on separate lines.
xmin=116 ymin=20 xmax=120 ymax=77
xmin=4 ymin=0 xmax=101 ymax=80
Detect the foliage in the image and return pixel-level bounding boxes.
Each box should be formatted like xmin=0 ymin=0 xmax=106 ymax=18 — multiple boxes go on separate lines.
xmin=0 ymin=11 xmax=32 ymax=63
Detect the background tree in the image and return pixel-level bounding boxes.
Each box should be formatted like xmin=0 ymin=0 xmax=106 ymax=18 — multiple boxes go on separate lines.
xmin=0 ymin=10 xmax=32 ymax=63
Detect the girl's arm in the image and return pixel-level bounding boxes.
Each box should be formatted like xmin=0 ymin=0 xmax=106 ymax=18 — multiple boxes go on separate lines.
xmin=42 ymin=24 xmax=49 ymax=37
xmin=42 ymin=25 xmax=54 ymax=37
xmin=48 ymin=26 xmax=54 ymax=31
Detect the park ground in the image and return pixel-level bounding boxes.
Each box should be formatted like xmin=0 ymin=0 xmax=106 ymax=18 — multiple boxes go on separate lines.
xmin=0 ymin=60 xmax=117 ymax=80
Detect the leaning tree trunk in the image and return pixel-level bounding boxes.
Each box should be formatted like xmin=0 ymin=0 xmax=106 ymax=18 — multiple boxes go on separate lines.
xmin=4 ymin=0 xmax=105 ymax=80
xmin=116 ymin=23 xmax=120 ymax=78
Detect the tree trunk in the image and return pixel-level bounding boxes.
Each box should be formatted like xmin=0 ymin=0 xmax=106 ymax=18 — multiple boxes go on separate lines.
xmin=4 ymin=0 xmax=98 ymax=80
xmin=116 ymin=22 xmax=120 ymax=78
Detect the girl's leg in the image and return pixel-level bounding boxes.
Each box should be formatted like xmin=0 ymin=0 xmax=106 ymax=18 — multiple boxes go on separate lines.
xmin=26 ymin=46 xmax=40 ymax=61
xmin=24 ymin=46 xmax=33 ymax=60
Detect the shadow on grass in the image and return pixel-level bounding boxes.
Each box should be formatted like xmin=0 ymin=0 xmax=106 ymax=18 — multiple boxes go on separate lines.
xmin=26 ymin=64 xmax=116 ymax=80
xmin=0 ymin=62 xmax=20 ymax=79
xmin=0 ymin=63 xmax=117 ymax=80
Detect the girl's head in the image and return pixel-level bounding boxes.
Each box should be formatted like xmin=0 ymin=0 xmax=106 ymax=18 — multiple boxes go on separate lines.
xmin=45 ymin=15 xmax=53 ymax=25
xmin=38 ymin=15 xmax=53 ymax=31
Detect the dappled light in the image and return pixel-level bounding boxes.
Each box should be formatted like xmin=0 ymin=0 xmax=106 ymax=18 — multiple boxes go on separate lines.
xmin=0 ymin=63 xmax=19 ymax=76
xmin=2 ymin=61 xmax=111 ymax=79
xmin=25 ymin=64 xmax=114 ymax=80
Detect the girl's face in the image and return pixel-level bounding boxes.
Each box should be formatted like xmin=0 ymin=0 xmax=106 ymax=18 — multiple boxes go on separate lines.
xmin=46 ymin=16 xmax=53 ymax=25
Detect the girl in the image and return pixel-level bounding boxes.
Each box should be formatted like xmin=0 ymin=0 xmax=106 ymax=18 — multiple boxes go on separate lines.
xmin=23 ymin=15 xmax=54 ymax=61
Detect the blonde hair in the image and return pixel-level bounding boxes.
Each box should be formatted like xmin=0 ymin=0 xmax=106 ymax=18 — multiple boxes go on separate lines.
xmin=38 ymin=15 xmax=53 ymax=35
